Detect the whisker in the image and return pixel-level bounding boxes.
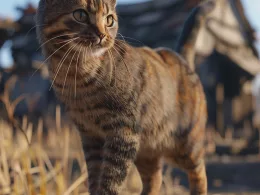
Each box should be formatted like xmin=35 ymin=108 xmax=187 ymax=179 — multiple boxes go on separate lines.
xmin=25 ymin=24 xmax=47 ymax=38
xmin=53 ymin=39 xmax=78 ymax=73
xmin=113 ymin=42 xmax=128 ymax=54
xmin=50 ymin=40 xmax=79 ymax=90
xmin=87 ymin=48 xmax=107 ymax=84
xmin=83 ymin=46 xmax=90 ymax=74
xmin=30 ymin=37 xmax=79 ymax=80
xmin=85 ymin=48 xmax=124 ymax=108
xmin=62 ymin=41 xmax=80 ymax=94
xmin=117 ymin=33 xmax=144 ymax=45
xmin=115 ymin=39 xmax=131 ymax=49
xmin=83 ymin=47 xmax=103 ymax=81
xmin=107 ymin=49 xmax=115 ymax=85
xmin=117 ymin=33 xmax=127 ymax=44
xmin=114 ymin=42 xmax=137 ymax=63
xmin=116 ymin=39 xmax=138 ymax=46
xmin=80 ymin=46 xmax=99 ymax=80
xmin=55 ymin=39 xmax=76 ymax=45
xmin=37 ymin=33 xmax=78 ymax=51
xmin=111 ymin=46 xmax=131 ymax=78
xmin=75 ymin=43 xmax=84 ymax=98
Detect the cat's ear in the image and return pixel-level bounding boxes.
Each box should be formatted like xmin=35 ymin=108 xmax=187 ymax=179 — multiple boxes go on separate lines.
xmin=109 ymin=0 xmax=117 ymax=7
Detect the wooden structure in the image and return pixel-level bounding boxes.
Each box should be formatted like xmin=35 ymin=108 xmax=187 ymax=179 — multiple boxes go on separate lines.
xmin=117 ymin=0 xmax=260 ymax=141
xmin=0 ymin=0 xmax=259 ymax=143
xmin=0 ymin=4 xmax=56 ymax=130
xmin=117 ymin=0 xmax=200 ymax=49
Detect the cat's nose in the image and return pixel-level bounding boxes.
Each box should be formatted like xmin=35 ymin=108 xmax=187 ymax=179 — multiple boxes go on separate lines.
xmin=98 ymin=33 xmax=106 ymax=40
xmin=96 ymin=33 xmax=106 ymax=44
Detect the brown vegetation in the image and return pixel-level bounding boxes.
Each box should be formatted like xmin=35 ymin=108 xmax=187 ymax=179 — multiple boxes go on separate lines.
xmin=0 ymin=77 xmax=259 ymax=195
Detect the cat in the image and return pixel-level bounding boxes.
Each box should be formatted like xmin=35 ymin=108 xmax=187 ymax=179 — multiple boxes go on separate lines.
xmin=36 ymin=0 xmax=213 ymax=194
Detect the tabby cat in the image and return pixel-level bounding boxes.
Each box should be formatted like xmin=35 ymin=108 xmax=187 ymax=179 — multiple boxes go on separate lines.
xmin=36 ymin=0 xmax=213 ymax=194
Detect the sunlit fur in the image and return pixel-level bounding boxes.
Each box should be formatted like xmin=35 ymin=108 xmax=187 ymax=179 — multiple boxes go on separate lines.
xmin=36 ymin=0 xmax=210 ymax=195
xmin=37 ymin=0 xmax=118 ymax=58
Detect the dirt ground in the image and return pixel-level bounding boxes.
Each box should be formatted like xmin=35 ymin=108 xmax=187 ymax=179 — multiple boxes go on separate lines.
xmin=168 ymin=157 xmax=260 ymax=195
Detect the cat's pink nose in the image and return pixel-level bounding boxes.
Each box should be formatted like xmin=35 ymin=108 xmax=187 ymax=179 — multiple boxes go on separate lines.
xmin=96 ymin=33 xmax=105 ymax=45
xmin=98 ymin=34 xmax=106 ymax=40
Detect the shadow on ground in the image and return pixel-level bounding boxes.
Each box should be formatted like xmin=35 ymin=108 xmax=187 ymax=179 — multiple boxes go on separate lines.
xmin=171 ymin=160 xmax=260 ymax=194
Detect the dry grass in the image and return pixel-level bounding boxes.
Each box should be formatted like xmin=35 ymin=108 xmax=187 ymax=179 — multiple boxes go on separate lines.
xmin=0 ymin=119 xmax=89 ymax=195
xmin=0 ymin=75 xmax=189 ymax=195
xmin=0 ymin=76 xmax=258 ymax=195
xmin=0 ymin=118 xmax=190 ymax=195
xmin=0 ymin=76 xmax=89 ymax=195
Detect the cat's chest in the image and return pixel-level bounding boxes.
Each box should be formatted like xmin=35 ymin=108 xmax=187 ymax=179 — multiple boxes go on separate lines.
xmin=52 ymin=73 xmax=106 ymax=103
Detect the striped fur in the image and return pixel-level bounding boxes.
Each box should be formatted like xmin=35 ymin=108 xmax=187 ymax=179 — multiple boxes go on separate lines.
xmin=36 ymin=0 xmax=208 ymax=195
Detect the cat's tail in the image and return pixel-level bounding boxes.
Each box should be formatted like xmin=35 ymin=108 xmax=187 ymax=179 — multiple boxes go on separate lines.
xmin=175 ymin=0 xmax=215 ymax=70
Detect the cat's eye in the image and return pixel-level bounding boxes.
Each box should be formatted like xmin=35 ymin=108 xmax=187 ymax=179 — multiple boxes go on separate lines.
xmin=73 ymin=9 xmax=88 ymax=23
xmin=106 ymin=15 xmax=115 ymax=27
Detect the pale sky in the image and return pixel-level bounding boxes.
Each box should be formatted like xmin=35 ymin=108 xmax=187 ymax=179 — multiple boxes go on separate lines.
xmin=0 ymin=0 xmax=259 ymax=66
xmin=0 ymin=0 xmax=146 ymax=18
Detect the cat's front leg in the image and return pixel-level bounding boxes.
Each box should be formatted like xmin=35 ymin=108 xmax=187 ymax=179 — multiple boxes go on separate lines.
xmin=98 ymin=128 xmax=140 ymax=195
xmin=80 ymin=132 xmax=105 ymax=194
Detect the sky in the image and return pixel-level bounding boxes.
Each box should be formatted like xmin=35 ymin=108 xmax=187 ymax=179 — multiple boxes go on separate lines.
xmin=0 ymin=0 xmax=259 ymax=66
xmin=0 ymin=0 xmax=145 ymax=18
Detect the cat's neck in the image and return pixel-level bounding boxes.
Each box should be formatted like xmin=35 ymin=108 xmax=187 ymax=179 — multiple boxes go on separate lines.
xmin=48 ymin=48 xmax=112 ymax=87
xmin=47 ymin=40 xmax=131 ymax=91
xmin=46 ymin=41 xmax=135 ymax=105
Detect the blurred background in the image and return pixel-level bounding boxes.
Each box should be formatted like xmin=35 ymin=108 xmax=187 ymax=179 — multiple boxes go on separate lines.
xmin=0 ymin=0 xmax=260 ymax=195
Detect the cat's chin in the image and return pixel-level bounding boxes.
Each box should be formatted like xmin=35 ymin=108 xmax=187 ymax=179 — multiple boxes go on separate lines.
xmin=91 ymin=48 xmax=108 ymax=58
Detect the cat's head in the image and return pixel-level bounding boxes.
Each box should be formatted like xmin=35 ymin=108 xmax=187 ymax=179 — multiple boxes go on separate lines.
xmin=36 ymin=0 xmax=118 ymax=57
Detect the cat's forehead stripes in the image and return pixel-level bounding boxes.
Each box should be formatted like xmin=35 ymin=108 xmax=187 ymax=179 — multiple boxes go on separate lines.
xmin=86 ymin=0 xmax=109 ymax=15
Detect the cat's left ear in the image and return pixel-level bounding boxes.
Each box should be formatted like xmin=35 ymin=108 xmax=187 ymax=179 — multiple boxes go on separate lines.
xmin=109 ymin=0 xmax=117 ymax=7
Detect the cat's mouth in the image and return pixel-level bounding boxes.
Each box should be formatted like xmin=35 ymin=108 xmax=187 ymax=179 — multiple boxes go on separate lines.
xmin=72 ymin=35 xmax=113 ymax=57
